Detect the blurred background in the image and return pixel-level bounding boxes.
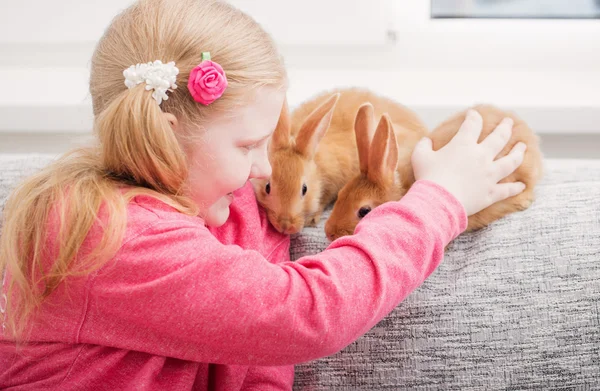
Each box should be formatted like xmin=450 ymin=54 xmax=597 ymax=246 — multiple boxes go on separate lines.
xmin=0 ymin=0 xmax=598 ymax=158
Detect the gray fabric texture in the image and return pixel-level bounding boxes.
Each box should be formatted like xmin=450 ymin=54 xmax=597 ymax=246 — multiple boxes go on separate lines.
xmin=1 ymin=155 xmax=599 ymax=390
xmin=0 ymin=154 xmax=60 ymax=219
xmin=291 ymin=159 xmax=600 ymax=390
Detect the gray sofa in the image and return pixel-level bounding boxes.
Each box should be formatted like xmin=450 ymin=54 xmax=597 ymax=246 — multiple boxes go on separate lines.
xmin=1 ymin=155 xmax=599 ymax=390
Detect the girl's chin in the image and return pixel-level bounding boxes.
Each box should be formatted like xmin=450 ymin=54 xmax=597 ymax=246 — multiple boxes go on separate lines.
xmin=203 ymin=194 xmax=234 ymax=227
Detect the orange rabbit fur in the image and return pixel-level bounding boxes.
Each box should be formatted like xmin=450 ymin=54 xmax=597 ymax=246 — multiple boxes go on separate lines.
xmin=325 ymin=104 xmax=544 ymax=241
xmin=252 ymin=87 xmax=427 ymax=235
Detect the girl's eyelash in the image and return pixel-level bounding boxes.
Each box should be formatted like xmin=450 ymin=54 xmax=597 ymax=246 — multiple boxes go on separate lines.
xmin=244 ymin=138 xmax=268 ymax=150
xmin=242 ymin=135 xmax=270 ymax=152
xmin=241 ymin=143 xmax=258 ymax=154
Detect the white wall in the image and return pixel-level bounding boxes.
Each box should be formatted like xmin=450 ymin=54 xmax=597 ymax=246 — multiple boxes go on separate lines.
xmin=0 ymin=0 xmax=598 ymax=158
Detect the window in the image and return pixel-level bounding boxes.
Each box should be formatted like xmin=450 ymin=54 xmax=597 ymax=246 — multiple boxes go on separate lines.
xmin=388 ymin=1 xmax=600 ymax=70
xmin=431 ymin=0 xmax=600 ymax=19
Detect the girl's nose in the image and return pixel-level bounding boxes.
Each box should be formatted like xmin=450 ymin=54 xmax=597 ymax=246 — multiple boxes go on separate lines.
xmin=250 ymin=156 xmax=272 ymax=180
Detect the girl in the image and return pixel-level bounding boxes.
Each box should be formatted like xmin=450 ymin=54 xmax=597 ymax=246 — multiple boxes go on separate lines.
xmin=0 ymin=0 xmax=527 ymax=389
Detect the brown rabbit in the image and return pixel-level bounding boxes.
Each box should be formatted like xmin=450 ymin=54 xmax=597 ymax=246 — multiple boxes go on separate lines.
xmin=252 ymin=88 xmax=427 ymax=235
xmin=325 ymin=105 xmax=544 ymax=241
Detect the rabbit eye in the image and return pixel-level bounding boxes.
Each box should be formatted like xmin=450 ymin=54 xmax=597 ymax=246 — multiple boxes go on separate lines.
xmin=357 ymin=206 xmax=371 ymax=219
xmin=302 ymin=184 xmax=308 ymax=196
xmin=265 ymin=182 xmax=271 ymax=195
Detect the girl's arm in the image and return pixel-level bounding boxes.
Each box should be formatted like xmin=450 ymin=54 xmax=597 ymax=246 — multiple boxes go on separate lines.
xmin=76 ymin=180 xmax=466 ymax=366
xmin=240 ymin=365 xmax=295 ymax=391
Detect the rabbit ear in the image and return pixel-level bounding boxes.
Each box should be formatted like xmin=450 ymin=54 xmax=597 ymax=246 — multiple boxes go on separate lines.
xmin=295 ymin=93 xmax=340 ymax=158
xmin=271 ymin=98 xmax=292 ymax=149
xmin=367 ymin=114 xmax=399 ymax=184
xmin=354 ymin=103 xmax=376 ymax=175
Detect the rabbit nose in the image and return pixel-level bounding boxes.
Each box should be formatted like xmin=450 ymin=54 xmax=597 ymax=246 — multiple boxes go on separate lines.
xmin=280 ymin=219 xmax=297 ymax=235
xmin=280 ymin=221 xmax=289 ymax=231
xmin=284 ymin=227 xmax=298 ymax=235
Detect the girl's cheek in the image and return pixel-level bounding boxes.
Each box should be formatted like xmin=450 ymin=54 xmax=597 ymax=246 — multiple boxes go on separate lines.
xmin=227 ymin=156 xmax=251 ymax=183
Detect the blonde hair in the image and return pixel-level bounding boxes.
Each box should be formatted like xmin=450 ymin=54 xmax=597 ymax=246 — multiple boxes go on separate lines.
xmin=0 ymin=0 xmax=287 ymax=342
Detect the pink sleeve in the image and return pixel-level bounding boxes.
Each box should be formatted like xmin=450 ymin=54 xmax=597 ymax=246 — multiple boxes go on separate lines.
xmin=207 ymin=181 xmax=290 ymax=264
xmin=240 ymin=365 xmax=295 ymax=391
xmin=77 ymin=180 xmax=467 ymax=366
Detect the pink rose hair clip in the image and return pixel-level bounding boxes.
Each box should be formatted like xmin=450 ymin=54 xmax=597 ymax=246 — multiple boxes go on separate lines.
xmin=187 ymin=52 xmax=228 ymax=105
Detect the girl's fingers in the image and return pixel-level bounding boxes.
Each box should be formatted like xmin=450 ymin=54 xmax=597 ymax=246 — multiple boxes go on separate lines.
xmin=452 ymin=109 xmax=484 ymax=145
xmin=490 ymin=181 xmax=527 ymax=204
xmin=493 ymin=142 xmax=527 ymax=181
xmin=480 ymin=117 xmax=514 ymax=158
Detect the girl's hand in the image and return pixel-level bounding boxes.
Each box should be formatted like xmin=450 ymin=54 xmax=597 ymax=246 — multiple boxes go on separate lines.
xmin=411 ymin=109 xmax=527 ymax=216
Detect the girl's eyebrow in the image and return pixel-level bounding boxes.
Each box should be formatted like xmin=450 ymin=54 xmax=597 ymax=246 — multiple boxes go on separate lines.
xmin=238 ymin=131 xmax=274 ymax=145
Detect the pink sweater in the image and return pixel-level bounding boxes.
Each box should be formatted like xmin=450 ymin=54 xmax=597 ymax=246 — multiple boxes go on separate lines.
xmin=0 ymin=180 xmax=466 ymax=390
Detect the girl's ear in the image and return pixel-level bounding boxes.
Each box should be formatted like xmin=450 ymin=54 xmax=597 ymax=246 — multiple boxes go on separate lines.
xmin=271 ymin=97 xmax=292 ymax=150
xmin=163 ymin=112 xmax=179 ymax=130
xmin=294 ymin=93 xmax=340 ymax=159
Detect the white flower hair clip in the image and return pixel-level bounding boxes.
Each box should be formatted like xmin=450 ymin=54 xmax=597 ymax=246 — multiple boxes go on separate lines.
xmin=123 ymin=60 xmax=179 ymax=105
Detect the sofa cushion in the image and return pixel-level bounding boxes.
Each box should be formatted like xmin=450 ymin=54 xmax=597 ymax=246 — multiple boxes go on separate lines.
xmin=291 ymin=159 xmax=600 ymax=390
xmin=1 ymin=155 xmax=599 ymax=389
xmin=0 ymin=154 xmax=58 ymax=217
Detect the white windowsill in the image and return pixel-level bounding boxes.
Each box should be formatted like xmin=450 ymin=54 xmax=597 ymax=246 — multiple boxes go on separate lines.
xmin=0 ymin=67 xmax=598 ymax=135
